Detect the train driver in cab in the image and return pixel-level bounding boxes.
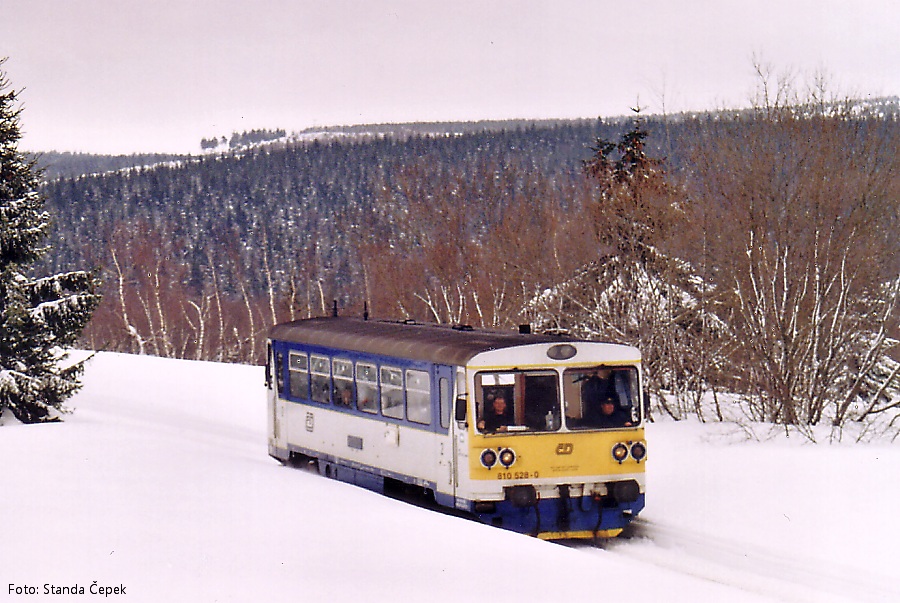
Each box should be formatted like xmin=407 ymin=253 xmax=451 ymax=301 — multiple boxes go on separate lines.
xmin=478 ymin=394 xmax=511 ymax=433
xmin=593 ymin=395 xmax=632 ymax=428
xmin=580 ymin=371 xmax=632 ymax=428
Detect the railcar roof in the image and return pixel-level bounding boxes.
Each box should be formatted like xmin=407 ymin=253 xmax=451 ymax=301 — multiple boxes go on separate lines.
xmin=269 ymin=317 xmax=580 ymax=366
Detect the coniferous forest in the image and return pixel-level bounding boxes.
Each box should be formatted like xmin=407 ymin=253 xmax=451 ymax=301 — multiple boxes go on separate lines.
xmin=35 ymin=92 xmax=900 ymax=437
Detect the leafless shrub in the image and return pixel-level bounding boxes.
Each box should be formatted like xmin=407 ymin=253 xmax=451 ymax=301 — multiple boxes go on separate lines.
xmin=684 ymin=77 xmax=900 ymax=432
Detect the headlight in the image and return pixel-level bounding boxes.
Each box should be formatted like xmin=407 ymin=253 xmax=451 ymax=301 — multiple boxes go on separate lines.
xmin=612 ymin=443 xmax=629 ymax=463
xmin=480 ymin=449 xmax=498 ymax=469
xmin=499 ymin=448 xmax=516 ymax=468
xmin=630 ymin=441 xmax=647 ymax=462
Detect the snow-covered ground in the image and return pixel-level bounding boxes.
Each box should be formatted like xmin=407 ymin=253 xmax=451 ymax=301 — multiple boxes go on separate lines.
xmin=2 ymin=352 xmax=897 ymax=602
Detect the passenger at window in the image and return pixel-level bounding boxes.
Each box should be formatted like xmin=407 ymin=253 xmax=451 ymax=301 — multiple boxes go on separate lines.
xmin=337 ymin=387 xmax=353 ymax=407
xmin=357 ymin=394 xmax=376 ymax=412
xmin=478 ymin=395 xmax=511 ymax=432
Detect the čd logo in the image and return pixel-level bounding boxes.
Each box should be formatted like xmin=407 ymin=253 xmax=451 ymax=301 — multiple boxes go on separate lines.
xmin=555 ymin=442 xmax=574 ymax=455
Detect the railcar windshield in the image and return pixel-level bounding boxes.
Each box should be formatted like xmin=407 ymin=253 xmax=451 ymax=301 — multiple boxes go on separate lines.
xmin=563 ymin=366 xmax=640 ymax=429
xmin=475 ymin=370 xmax=561 ymax=433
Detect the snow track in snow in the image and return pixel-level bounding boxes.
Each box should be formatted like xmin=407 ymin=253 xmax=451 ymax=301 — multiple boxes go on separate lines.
xmin=578 ymin=519 xmax=896 ymax=603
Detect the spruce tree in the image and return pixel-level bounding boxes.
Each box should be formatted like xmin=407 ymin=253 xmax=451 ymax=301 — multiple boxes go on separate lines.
xmin=0 ymin=59 xmax=100 ymax=423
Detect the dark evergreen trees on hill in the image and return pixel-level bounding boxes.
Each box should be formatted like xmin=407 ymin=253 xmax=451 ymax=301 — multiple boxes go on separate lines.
xmin=38 ymin=118 xmax=638 ymax=299
xmin=0 ymin=61 xmax=100 ymax=423
xmin=27 ymin=94 xmax=900 ymax=435
xmin=36 ymin=117 xmax=638 ymax=364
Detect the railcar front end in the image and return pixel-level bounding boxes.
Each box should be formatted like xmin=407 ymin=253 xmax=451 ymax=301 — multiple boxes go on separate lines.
xmin=454 ymin=343 xmax=646 ymax=540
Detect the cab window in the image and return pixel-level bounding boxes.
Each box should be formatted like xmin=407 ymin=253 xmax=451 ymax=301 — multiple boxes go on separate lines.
xmin=475 ymin=370 xmax=560 ymax=433
xmin=563 ymin=366 xmax=639 ymax=429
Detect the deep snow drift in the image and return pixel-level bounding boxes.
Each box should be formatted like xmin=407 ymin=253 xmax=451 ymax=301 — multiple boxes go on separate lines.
xmin=2 ymin=352 xmax=897 ymax=602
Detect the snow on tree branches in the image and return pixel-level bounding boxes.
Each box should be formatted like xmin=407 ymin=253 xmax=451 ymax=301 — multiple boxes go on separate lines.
xmin=0 ymin=59 xmax=100 ymax=424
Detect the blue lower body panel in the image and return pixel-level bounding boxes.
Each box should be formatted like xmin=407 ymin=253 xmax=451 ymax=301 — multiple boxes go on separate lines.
xmin=282 ymin=442 xmax=643 ymax=540
xmin=471 ymin=493 xmax=645 ymax=538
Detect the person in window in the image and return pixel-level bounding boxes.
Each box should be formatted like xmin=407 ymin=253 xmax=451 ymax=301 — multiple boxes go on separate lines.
xmin=357 ymin=392 xmax=376 ymax=412
xmin=591 ymin=396 xmax=632 ymax=428
xmin=478 ymin=395 xmax=511 ymax=432
xmin=337 ymin=387 xmax=353 ymax=407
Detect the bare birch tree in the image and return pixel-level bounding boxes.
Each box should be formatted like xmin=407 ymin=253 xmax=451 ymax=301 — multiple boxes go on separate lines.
xmin=685 ymin=85 xmax=900 ymax=431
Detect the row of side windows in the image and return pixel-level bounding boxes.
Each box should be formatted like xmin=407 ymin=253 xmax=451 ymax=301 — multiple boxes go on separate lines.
xmin=286 ymin=351 xmax=434 ymax=426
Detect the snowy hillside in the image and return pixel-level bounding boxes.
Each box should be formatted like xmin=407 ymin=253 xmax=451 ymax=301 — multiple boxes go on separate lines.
xmin=2 ymin=352 xmax=897 ymax=602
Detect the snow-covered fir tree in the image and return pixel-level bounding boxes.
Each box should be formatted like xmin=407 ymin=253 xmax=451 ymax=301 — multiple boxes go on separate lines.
xmin=0 ymin=60 xmax=100 ymax=423
xmin=529 ymin=114 xmax=727 ymax=419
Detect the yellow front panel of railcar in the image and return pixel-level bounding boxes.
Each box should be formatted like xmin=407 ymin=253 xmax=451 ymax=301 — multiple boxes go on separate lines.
xmin=468 ymin=427 xmax=646 ymax=481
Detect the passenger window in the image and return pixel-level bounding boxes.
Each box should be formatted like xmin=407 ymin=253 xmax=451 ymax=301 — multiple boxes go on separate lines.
xmin=332 ymin=358 xmax=354 ymax=408
xmin=356 ymin=363 xmax=378 ymax=414
xmin=439 ymin=377 xmax=451 ymax=429
xmin=309 ymin=355 xmax=331 ymax=404
xmin=274 ymin=351 xmax=285 ymax=395
xmin=380 ymin=367 xmax=404 ymax=419
xmin=266 ymin=343 xmax=273 ymax=390
xmin=406 ymin=369 xmax=431 ymax=425
xmin=288 ymin=352 xmax=309 ymax=399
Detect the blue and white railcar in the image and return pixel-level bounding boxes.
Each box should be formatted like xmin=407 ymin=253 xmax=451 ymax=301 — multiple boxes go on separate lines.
xmin=266 ymin=317 xmax=646 ymax=540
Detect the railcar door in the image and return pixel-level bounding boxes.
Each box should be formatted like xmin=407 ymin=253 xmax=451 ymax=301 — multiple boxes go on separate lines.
xmin=435 ymin=365 xmax=456 ymax=499
xmin=267 ymin=343 xmax=287 ymax=458
xmin=450 ymin=366 xmax=470 ymax=511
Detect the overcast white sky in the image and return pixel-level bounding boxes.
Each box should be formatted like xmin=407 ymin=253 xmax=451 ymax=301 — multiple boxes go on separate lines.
xmin=2 ymin=0 xmax=898 ymax=154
